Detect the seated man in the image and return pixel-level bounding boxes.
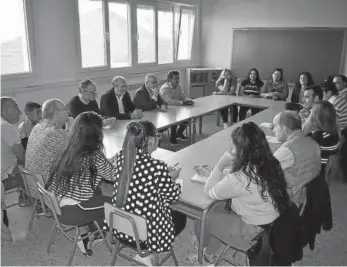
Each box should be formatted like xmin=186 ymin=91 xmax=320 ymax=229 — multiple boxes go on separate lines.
xmin=333 ymin=74 xmax=347 ymax=97
xmin=272 ymin=110 xmax=321 ymax=207
xmin=159 ymin=70 xmax=193 ymax=144
xmin=1 ymin=97 xmax=25 ymax=241
xmin=100 ymin=76 xmax=142 ymax=120
xmin=133 ymin=74 xmax=167 ymax=111
xmin=17 ymin=101 xmax=42 ymax=149
xmin=300 ymin=85 xmax=323 ymax=127
xmin=67 ymin=79 xmax=100 ymax=119
xmin=26 ymin=99 xmax=72 ymax=185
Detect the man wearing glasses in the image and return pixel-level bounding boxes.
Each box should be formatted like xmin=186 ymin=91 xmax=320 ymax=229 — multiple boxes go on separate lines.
xmin=67 ymin=79 xmax=101 ymax=119
xmin=133 ymin=74 xmax=167 ymax=112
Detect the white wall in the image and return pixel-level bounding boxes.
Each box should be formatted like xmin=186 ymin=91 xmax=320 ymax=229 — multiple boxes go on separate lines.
xmin=1 ymin=0 xmax=201 ymax=113
xmin=201 ymin=0 xmax=347 ymax=70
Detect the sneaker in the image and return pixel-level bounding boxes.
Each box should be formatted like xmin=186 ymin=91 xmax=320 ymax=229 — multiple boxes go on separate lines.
xmin=223 ymin=123 xmax=229 ymax=129
xmin=177 ymin=133 xmax=188 ymax=140
xmin=77 ymin=234 xmax=93 ymax=257
xmin=133 ymin=253 xmax=155 ymax=266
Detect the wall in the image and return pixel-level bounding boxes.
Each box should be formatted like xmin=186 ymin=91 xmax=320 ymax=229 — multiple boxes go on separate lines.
xmin=1 ymin=0 xmax=201 ymax=113
xmin=201 ymin=0 xmax=347 ymax=74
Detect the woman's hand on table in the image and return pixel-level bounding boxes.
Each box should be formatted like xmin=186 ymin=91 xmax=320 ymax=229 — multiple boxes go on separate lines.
xmin=168 ymin=165 xmax=181 ymax=180
xmin=194 ymin=165 xmax=212 ymax=177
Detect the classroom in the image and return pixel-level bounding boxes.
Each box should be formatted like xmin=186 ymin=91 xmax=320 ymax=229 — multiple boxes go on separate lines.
xmin=1 ymin=0 xmax=347 ymax=265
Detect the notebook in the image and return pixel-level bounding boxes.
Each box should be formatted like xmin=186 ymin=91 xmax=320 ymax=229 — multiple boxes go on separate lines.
xmin=190 ymin=173 xmax=208 ymax=184
xmin=259 ymin=122 xmax=272 ymax=128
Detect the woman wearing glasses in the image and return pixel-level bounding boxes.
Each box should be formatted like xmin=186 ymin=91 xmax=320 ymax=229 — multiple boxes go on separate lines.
xmin=105 ymin=121 xmax=187 ymax=266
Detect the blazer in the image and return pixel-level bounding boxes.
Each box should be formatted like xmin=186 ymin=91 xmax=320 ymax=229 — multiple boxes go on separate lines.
xmin=100 ymin=89 xmax=135 ymax=120
xmin=133 ymin=84 xmax=166 ymax=111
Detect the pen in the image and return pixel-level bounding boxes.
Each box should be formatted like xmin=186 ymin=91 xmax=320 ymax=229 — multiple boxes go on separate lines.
xmin=172 ymin=163 xmax=179 ymax=168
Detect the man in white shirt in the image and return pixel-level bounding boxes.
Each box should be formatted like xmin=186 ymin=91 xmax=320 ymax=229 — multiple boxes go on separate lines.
xmin=1 ymin=97 xmax=25 ymax=241
xmin=272 ymin=111 xmax=321 ymax=207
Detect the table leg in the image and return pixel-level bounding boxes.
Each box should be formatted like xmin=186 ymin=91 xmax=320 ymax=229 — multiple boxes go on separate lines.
xmin=199 ymin=116 xmax=203 ymax=135
xmin=216 ymin=111 xmax=220 ymax=126
xmin=189 ymin=119 xmax=194 ymax=144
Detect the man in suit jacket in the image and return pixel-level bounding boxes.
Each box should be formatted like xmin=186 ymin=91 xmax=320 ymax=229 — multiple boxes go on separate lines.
xmin=100 ymin=76 xmax=142 ymax=120
xmin=133 ymin=74 xmax=167 ymax=111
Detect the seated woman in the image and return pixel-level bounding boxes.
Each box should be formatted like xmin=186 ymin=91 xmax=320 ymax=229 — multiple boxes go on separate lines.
xmin=107 ymin=121 xmax=187 ymax=266
xmin=290 ymin=71 xmax=314 ymax=104
xmin=261 ymin=68 xmax=289 ymax=101
xmin=46 ymin=111 xmax=116 ymax=256
xmin=304 ymin=100 xmax=340 ymax=173
xmin=214 ymin=69 xmax=238 ymax=128
xmin=238 ymin=68 xmax=265 ymax=121
xmin=194 ymin=122 xmax=290 ymax=264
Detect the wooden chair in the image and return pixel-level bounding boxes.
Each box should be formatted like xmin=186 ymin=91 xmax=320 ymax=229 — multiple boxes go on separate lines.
xmin=17 ymin=166 xmax=48 ymax=231
xmin=37 ymin=183 xmax=111 ymax=266
xmin=104 ymin=202 xmax=179 ymax=266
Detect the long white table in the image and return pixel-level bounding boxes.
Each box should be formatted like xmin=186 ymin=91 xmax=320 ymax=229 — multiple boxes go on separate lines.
xmin=103 ymin=95 xmax=285 ymax=264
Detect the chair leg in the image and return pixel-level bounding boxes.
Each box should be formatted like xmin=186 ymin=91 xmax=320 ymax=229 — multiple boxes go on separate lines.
xmin=27 ymin=198 xmax=38 ymax=231
xmin=47 ymin=225 xmax=58 ymax=253
xmin=171 ymin=249 xmax=179 ymax=266
xmin=152 ymin=253 xmax=160 ymax=266
xmin=217 ymin=111 xmax=220 ymax=126
xmin=110 ymin=241 xmax=121 ymax=266
xmin=68 ymin=228 xmax=79 ymax=266
xmin=215 ymin=245 xmax=230 ymax=266
xmin=94 ymin=221 xmax=112 ymax=252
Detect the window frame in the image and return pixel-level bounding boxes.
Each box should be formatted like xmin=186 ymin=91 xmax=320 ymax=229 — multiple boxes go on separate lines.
xmin=157 ymin=5 xmax=175 ymax=65
xmin=75 ymin=0 xmax=197 ymax=77
xmin=1 ymin=0 xmax=37 ymax=80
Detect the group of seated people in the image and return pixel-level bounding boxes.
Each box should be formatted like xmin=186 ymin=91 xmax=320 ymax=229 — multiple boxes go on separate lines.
xmin=1 ymin=67 xmax=347 ymax=265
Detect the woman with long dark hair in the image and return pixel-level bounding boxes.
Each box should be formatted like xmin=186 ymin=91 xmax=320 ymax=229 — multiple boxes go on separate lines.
xmin=291 ymin=71 xmax=314 ymax=103
xmin=305 ymin=100 xmax=340 ymax=172
xmin=261 ymin=68 xmax=289 ymax=101
xmin=238 ymin=68 xmax=264 ymax=121
xmin=106 ymin=121 xmax=187 ymax=266
xmin=46 ymin=111 xmax=116 ymax=256
xmin=193 ymin=122 xmax=290 ymax=264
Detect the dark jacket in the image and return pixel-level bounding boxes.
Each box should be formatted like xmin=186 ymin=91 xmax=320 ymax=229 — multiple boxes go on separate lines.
xmin=100 ymin=89 xmax=135 ymax=120
xmin=302 ymin=171 xmax=333 ymax=250
xmin=133 ymin=84 xmax=166 ymax=111
xmin=249 ymin=204 xmax=303 ymax=266
xmin=291 ymin=86 xmax=302 ymax=103
xmin=67 ymin=95 xmax=100 ymax=119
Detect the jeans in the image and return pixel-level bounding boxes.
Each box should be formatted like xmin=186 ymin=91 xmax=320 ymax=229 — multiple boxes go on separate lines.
xmin=220 ymin=106 xmax=238 ymax=124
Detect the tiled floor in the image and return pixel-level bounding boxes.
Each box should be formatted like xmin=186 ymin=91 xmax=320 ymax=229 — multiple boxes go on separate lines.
xmin=2 ymin=111 xmax=347 ymax=266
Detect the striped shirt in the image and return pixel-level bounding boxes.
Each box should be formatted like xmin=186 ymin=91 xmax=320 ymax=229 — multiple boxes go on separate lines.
xmin=329 ymin=94 xmax=347 ymax=131
xmin=241 ymin=79 xmax=264 ymax=96
xmin=48 ymin=150 xmax=116 ymax=204
xmin=309 ymin=131 xmax=340 ymax=166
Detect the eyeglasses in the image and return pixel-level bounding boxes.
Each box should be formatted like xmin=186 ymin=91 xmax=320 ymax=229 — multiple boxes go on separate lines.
xmin=150 ymin=80 xmax=159 ymax=85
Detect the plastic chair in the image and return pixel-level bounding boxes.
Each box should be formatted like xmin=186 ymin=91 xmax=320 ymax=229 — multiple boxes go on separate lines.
xmin=4 ymin=165 xmax=30 ymax=208
xmin=17 ymin=166 xmax=48 ymax=231
xmin=104 ymin=202 xmax=179 ymax=266
xmin=37 ymin=183 xmax=111 ymax=266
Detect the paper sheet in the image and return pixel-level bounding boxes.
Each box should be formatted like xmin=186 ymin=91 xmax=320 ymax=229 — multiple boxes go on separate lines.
xmin=190 ymin=173 xmax=208 ymax=184
xmin=260 ymin=122 xmax=273 ymax=128
xmin=266 ymin=135 xmax=281 ymax=144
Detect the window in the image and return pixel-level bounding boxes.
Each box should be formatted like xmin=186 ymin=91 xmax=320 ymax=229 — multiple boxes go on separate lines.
xmin=177 ymin=9 xmax=195 ymax=61
xmin=0 ymin=0 xmax=32 ymax=75
xmin=158 ymin=9 xmax=173 ymax=64
xmin=137 ymin=5 xmax=155 ymax=64
xmin=78 ymin=0 xmax=106 ymax=68
xmin=109 ymin=2 xmax=130 ymax=68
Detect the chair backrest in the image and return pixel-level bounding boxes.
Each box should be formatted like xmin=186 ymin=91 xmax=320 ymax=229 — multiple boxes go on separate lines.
xmin=104 ymin=202 xmax=147 ymax=242
xmin=37 ymin=183 xmax=62 ymax=218
xmin=18 ymin=166 xmax=44 ymax=198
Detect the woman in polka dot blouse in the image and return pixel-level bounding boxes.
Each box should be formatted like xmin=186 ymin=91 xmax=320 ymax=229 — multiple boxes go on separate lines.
xmin=105 ymin=121 xmax=186 ymax=263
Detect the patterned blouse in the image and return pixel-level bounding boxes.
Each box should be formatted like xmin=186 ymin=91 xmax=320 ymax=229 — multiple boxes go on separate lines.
xmin=48 ymin=151 xmax=116 ymax=204
xmin=241 ymin=79 xmax=264 ymax=96
xmin=25 ymin=120 xmax=68 ymax=184
xmin=104 ymin=149 xmax=181 ymax=253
